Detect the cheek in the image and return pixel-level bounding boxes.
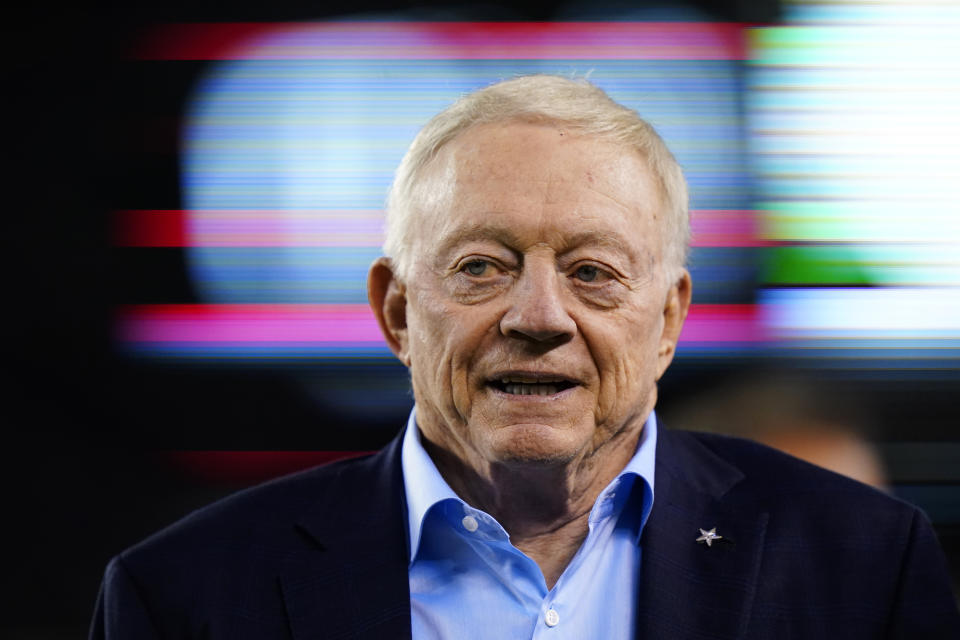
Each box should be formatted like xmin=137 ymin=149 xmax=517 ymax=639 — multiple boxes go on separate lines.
xmin=406 ymin=286 xmax=491 ymax=415
xmin=589 ymin=310 xmax=663 ymax=419
xmin=408 ymin=299 xmax=456 ymax=385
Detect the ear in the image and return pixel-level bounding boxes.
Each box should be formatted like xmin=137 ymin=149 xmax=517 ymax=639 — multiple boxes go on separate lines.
xmin=367 ymin=257 xmax=410 ymax=366
xmin=656 ymin=268 xmax=692 ymax=380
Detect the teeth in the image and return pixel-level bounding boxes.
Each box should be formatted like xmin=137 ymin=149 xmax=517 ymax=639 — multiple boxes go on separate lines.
xmin=504 ymin=383 xmax=561 ymax=396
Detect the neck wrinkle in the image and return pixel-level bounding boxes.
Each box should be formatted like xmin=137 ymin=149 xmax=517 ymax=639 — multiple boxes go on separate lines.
xmin=420 ymin=418 xmax=642 ymax=541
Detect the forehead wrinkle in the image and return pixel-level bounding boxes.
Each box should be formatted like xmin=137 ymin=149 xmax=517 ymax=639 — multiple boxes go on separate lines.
xmin=580 ymin=178 xmax=644 ymax=218
xmin=424 ymin=124 xmax=662 ymax=271
xmin=555 ymin=230 xmax=643 ymax=262
xmin=434 ymin=220 xmax=529 ymax=258
xmin=450 ymin=135 xmax=551 ymax=191
xmin=433 ymin=218 xmax=648 ymax=267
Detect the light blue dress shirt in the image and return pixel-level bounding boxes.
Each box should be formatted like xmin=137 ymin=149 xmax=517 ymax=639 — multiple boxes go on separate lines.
xmin=401 ymin=408 xmax=657 ymax=640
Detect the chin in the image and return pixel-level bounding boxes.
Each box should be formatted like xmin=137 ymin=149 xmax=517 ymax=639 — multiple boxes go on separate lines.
xmin=483 ymin=422 xmax=585 ymax=467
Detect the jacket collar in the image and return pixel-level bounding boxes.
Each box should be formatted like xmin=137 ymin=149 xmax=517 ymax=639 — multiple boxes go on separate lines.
xmin=281 ymin=430 xmax=412 ymax=640
xmin=276 ymin=424 xmax=768 ymax=640
xmin=635 ymin=427 xmax=768 ymax=640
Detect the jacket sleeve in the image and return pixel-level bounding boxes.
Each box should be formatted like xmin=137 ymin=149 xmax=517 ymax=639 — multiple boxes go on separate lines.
xmin=89 ymin=556 xmax=163 ymax=640
xmin=886 ymin=508 xmax=960 ymax=639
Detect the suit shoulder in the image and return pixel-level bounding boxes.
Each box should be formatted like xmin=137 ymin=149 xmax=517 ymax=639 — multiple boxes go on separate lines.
xmin=120 ymin=451 xmax=377 ymax=564
xmin=96 ymin=442 xmax=407 ymax=637
xmin=672 ymin=429 xmax=918 ymax=518
xmin=662 ymin=430 xmax=960 ymax=634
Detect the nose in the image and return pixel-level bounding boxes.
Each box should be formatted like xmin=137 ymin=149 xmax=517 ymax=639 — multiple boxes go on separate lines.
xmin=499 ymin=259 xmax=577 ymax=344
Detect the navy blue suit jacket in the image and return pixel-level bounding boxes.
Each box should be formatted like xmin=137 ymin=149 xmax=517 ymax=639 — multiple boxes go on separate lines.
xmin=91 ymin=428 xmax=960 ymax=639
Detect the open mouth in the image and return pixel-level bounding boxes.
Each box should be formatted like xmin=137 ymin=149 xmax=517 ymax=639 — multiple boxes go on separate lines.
xmin=487 ymin=375 xmax=578 ymax=396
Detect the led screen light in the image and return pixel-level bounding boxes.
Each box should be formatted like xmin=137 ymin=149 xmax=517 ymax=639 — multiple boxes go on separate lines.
xmin=118 ymin=21 xmax=757 ymax=364
xmin=748 ymin=0 xmax=960 ymax=371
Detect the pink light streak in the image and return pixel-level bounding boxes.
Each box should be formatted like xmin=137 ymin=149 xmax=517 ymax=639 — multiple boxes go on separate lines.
xmin=114 ymin=209 xmax=762 ymax=248
xmin=681 ymin=304 xmax=766 ymax=343
xmin=117 ymin=303 xmax=763 ymax=345
xmin=133 ymin=22 xmax=747 ymax=61
xmin=117 ymin=304 xmax=382 ymax=344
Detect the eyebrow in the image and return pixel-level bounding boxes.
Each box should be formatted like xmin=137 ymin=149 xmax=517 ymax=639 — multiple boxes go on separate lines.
xmin=558 ymin=230 xmax=641 ymax=259
xmin=435 ymin=221 xmax=646 ymax=262
xmin=434 ymin=223 xmax=523 ymax=258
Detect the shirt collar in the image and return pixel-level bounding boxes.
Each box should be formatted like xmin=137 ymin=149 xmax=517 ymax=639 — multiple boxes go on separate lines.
xmin=401 ymin=407 xmax=462 ymax=562
xmin=598 ymin=409 xmax=657 ymax=541
xmin=401 ymin=406 xmax=658 ymax=561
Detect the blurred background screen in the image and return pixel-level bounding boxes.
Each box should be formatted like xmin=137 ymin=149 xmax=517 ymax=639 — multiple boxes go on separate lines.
xmin=119 ymin=20 xmax=755 ymax=420
xmin=7 ymin=0 xmax=959 ymax=637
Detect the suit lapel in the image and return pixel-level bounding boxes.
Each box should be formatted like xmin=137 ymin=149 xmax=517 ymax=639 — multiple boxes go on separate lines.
xmin=275 ymin=425 xmax=768 ymax=639
xmin=636 ymin=429 xmax=768 ymax=640
xmin=280 ymin=433 xmax=412 ymax=640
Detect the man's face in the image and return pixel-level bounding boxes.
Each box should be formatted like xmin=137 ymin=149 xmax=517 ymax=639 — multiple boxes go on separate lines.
xmin=378 ymin=121 xmax=689 ymax=472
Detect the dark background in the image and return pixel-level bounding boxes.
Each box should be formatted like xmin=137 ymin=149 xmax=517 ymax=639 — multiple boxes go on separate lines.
xmin=8 ymin=1 xmax=958 ymax=637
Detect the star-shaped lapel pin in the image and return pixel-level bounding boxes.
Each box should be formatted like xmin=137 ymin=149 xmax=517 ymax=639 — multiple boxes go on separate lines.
xmin=696 ymin=527 xmax=723 ymax=547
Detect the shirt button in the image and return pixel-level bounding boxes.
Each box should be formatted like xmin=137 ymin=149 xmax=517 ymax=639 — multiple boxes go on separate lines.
xmin=461 ymin=515 xmax=479 ymax=532
xmin=545 ymin=608 xmax=560 ymax=627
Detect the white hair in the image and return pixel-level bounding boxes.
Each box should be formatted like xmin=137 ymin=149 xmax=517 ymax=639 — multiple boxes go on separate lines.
xmin=384 ymin=74 xmax=690 ymax=284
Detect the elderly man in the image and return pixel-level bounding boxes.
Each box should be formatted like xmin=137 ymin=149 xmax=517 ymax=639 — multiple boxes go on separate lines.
xmin=92 ymin=76 xmax=959 ymax=639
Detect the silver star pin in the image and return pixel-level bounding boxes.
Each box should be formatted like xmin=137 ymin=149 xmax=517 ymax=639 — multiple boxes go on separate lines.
xmin=696 ymin=527 xmax=723 ymax=547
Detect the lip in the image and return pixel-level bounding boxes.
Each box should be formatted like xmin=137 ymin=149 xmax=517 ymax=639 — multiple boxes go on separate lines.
xmin=486 ymin=369 xmax=582 ymax=385
xmin=487 ymin=384 xmax=580 ymax=401
xmin=484 ymin=369 xmax=582 ymax=400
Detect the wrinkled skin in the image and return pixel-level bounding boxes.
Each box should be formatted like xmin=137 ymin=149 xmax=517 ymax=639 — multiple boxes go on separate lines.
xmin=370 ymin=122 xmax=690 ymax=494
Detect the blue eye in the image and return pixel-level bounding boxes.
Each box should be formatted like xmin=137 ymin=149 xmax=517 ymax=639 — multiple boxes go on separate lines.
xmin=575 ymin=265 xmax=599 ymax=282
xmin=463 ymin=260 xmax=489 ymax=276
